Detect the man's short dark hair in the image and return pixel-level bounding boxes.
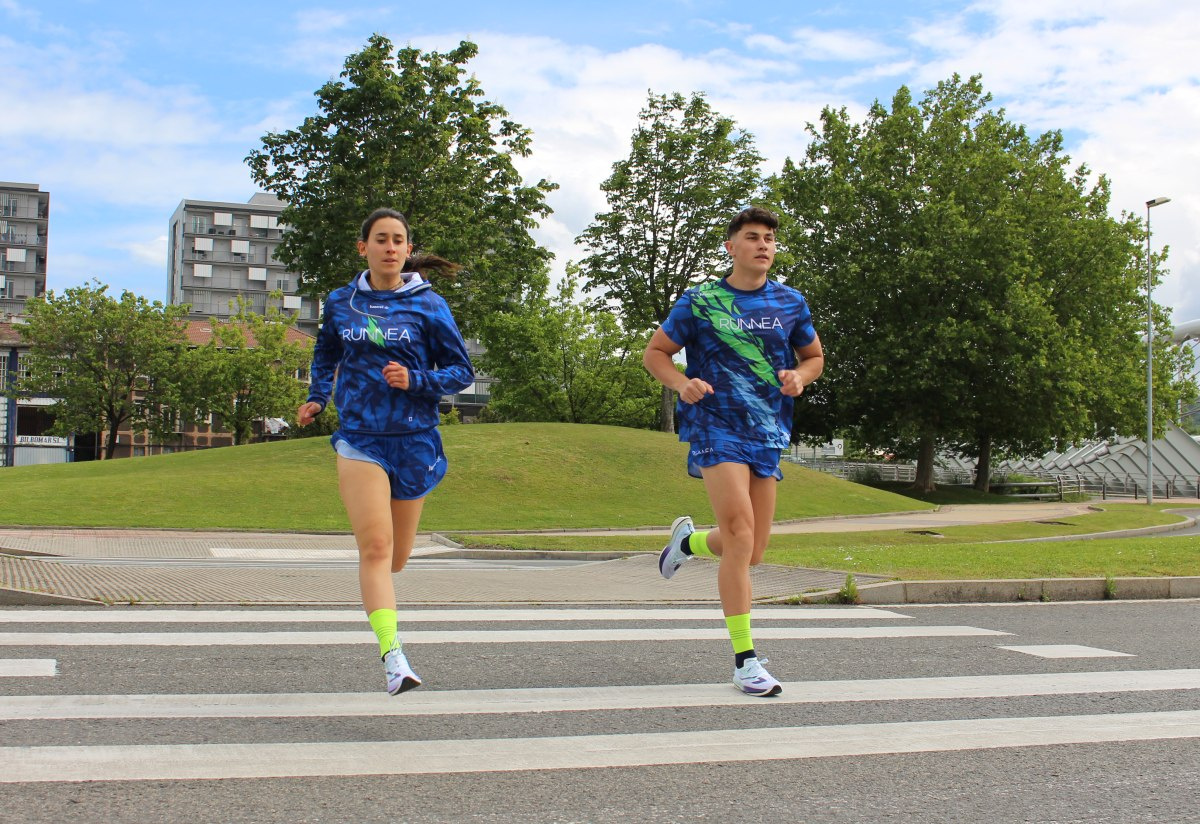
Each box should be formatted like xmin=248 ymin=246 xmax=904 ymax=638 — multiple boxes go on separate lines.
xmin=727 ymin=206 xmax=779 ymax=240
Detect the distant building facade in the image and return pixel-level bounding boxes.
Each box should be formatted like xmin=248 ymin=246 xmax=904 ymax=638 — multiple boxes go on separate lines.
xmin=0 ymin=181 xmax=48 ymax=320
xmin=0 ymin=321 xmax=67 ymax=466
xmin=167 ymin=194 xmax=318 ymax=336
xmin=101 ymin=319 xmax=315 ymax=459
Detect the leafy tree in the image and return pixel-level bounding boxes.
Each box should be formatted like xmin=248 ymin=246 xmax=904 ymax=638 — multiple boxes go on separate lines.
xmin=476 ymin=269 xmax=659 ymax=428
xmin=185 ymin=298 xmax=313 ymax=446
xmin=246 ymin=35 xmax=556 ymax=334
xmin=12 ymin=282 xmax=190 ymax=460
xmin=576 ymin=91 xmax=763 ymax=431
xmin=770 ymin=74 xmax=1192 ymax=491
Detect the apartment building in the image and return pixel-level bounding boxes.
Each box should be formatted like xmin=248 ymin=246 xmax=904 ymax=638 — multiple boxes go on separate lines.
xmin=0 ymin=181 xmax=48 ymax=319
xmin=167 ymin=193 xmax=318 ymax=336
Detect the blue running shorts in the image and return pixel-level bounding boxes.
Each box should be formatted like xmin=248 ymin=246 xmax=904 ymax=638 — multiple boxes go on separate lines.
xmin=331 ymin=429 xmax=448 ymax=500
xmin=687 ymin=439 xmax=784 ymax=481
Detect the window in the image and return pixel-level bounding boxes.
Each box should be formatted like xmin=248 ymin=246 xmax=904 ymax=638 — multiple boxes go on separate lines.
xmin=276 ymin=278 xmax=288 ymax=291
xmin=248 ymin=267 xmax=267 ymax=281
xmin=189 ymin=216 xmax=209 ymax=234
xmin=0 ymin=354 xmax=7 ymax=390
xmin=283 ymin=295 xmax=302 ymax=310
xmin=193 ymin=263 xmax=212 ymax=278
xmin=6 ymin=248 xmax=26 ymax=262
xmin=193 ymin=237 xmax=213 ymax=252
xmin=250 ymin=214 xmax=270 ymax=229
xmin=231 ymin=239 xmax=249 ymax=254
xmin=214 ymin=212 xmax=233 ymax=226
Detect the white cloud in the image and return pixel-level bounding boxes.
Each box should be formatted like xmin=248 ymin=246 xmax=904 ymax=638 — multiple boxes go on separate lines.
xmin=906 ymin=2 xmax=1200 ymax=320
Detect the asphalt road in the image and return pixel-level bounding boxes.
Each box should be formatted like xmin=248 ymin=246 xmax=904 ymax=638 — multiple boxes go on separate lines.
xmin=1 ymin=600 xmax=1198 ymax=823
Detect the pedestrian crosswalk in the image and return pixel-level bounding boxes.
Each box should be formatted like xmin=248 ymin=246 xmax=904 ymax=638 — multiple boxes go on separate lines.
xmin=1 ymin=605 xmax=1199 ymax=787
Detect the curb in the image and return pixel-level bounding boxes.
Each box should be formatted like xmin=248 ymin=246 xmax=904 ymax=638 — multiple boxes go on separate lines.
xmin=794 ymin=576 xmax=1200 ymax=605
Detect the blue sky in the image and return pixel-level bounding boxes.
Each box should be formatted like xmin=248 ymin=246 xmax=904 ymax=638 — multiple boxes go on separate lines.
xmin=4 ymin=0 xmax=1198 ymax=321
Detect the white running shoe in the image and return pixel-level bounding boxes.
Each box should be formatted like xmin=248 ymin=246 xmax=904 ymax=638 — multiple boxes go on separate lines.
xmin=383 ymin=647 xmax=422 ymax=695
xmin=733 ymin=656 xmax=782 ymax=696
xmin=658 ymin=515 xmax=695 ymax=579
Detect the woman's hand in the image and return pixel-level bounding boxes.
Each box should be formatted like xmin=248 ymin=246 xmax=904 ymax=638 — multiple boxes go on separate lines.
xmin=382 ymin=361 xmax=410 ymax=390
xmin=296 ymin=401 xmax=323 ymax=427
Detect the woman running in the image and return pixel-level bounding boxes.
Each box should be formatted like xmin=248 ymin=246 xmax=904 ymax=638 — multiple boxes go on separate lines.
xmin=297 ymin=208 xmax=474 ymax=694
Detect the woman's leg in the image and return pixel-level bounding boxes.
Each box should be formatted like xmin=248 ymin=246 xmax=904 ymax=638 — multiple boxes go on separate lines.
xmin=336 ymin=456 xmax=396 ymax=614
xmin=389 ymin=496 xmax=426 ymax=574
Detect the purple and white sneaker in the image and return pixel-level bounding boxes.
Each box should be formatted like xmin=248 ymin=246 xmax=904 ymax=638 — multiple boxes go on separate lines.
xmin=658 ymin=515 xmax=695 ymax=579
xmin=733 ymin=656 xmax=782 ymax=696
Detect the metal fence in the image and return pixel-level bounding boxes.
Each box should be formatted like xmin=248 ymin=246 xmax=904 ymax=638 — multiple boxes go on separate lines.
xmin=785 ymin=456 xmax=1199 ymax=501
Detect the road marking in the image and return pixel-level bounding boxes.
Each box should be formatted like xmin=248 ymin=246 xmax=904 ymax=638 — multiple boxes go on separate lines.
xmin=999 ymin=644 xmax=1134 ymax=658
xmin=0 ymin=626 xmax=1007 ymax=646
xmin=0 ymin=607 xmax=910 ymax=624
xmin=4 ymin=710 xmax=1199 ymax=782
xmin=0 ymin=659 xmax=55 ymax=677
xmin=4 ymin=669 xmax=1198 ymax=720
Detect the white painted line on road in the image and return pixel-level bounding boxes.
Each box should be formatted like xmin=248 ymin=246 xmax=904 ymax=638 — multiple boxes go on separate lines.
xmin=0 ymin=625 xmax=1007 ymax=646
xmin=210 ymin=548 xmax=359 ymax=560
xmin=4 ymin=710 xmax=1200 ymax=782
xmin=4 ymin=669 xmax=1198 ymax=720
xmin=0 ymin=607 xmax=911 ymax=624
xmin=999 ymin=645 xmax=1134 ymax=659
xmin=0 ymin=659 xmax=55 ymax=677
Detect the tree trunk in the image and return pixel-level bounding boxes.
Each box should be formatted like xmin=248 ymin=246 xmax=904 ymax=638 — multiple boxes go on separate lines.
xmin=659 ymin=385 xmax=675 ymax=433
xmin=912 ymin=435 xmax=937 ymax=492
xmin=105 ymin=420 xmax=120 ymax=460
xmin=974 ymin=433 xmax=992 ymax=493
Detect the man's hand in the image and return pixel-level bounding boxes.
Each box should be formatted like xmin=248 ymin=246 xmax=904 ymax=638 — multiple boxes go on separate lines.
xmin=778 ymin=369 xmax=805 ymax=397
xmin=678 ymin=377 xmax=715 ymax=404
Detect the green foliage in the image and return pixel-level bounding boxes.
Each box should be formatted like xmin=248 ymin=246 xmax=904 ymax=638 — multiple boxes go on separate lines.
xmin=440 ymin=406 xmax=462 ymax=426
xmin=184 ymin=297 xmax=312 ymax=445
xmin=769 ymin=74 xmax=1194 ymax=491
xmin=245 ymin=35 xmax=556 ymax=335
xmin=576 ymin=91 xmax=764 ymax=431
xmin=1104 ymin=573 xmax=1118 ymax=599
xmin=12 ymin=281 xmax=191 ymax=459
xmin=477 ymin=271 xmax=660 ymax=429
xmin=836 ymin=573 xmax=860 ymax=604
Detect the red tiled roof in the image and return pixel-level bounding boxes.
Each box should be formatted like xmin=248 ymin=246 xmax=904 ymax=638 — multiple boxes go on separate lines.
xmin=181 ymin=319 xmax=313 ymax=347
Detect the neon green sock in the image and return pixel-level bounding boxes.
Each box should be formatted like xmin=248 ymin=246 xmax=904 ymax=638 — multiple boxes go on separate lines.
xmin=368 ymin=608 xmax=399 ymax=657
xmin=725 ymin=613 xmax=753 ymax=655
xmin=688 ymin=530 xmax=716 ymax=558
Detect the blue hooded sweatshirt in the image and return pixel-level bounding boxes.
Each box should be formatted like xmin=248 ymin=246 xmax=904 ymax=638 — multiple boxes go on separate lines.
xmin=306 ymin=271 xmax=474 ymax=435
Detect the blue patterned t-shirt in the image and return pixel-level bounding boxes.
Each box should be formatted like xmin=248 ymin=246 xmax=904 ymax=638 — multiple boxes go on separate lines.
xmin=659 ymin=277 xmax=816 ymax=448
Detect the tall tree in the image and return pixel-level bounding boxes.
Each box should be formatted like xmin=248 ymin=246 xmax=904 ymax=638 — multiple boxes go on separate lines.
xmin=246 ymin=35 xmax=556 ymax=334
xmin=185 ymin=298 xmax=313 ymax=446
xmin=12 ymin=282 xmax=190 ymax=459
xmin=576 ymin=91 xmax=763 ymax=431
xmin=476 ymin=269 xmax=659 ymax=429
xmin=771 ymin=74 xmax=1191 ymax=491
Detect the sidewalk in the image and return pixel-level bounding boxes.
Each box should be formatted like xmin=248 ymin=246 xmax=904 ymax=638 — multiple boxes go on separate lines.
xmin=1 ymin=503 xmax=1197 ymax=607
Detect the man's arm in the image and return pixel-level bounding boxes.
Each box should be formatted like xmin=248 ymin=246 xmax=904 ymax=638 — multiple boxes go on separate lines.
xmin=778 ymin=333 xmax=825 ymax=397
xmin=643 ymin=328 xmax=713 ymax=404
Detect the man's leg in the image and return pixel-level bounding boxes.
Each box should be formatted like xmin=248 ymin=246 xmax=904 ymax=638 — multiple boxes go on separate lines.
xmin=697 ymin=463 xmax=782 ymax=695
xmin=698 ymin=462 xmax=756 ymax=617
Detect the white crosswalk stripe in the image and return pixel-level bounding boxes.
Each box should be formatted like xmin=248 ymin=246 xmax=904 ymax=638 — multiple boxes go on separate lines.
xmin=0 ymin=625 xmax=1008 ymax=646
xmin=1 ymin=606 xmax=1198 ymax=785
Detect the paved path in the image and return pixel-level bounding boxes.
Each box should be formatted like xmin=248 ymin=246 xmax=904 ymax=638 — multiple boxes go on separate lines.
xmin=0 ymin=502 xmax=1195 ymax=606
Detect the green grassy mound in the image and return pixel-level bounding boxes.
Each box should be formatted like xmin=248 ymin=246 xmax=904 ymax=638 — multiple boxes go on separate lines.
xmin=0 ymin=423 xmax=931 ymax=531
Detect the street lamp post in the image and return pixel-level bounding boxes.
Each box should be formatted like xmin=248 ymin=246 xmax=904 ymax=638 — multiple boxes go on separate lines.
xmin=1146 ymin=196 xmax=1171 ymax=504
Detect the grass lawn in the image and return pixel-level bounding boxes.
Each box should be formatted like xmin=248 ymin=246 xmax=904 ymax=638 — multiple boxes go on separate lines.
xmin=448 ymin=503 xmax=1200 ymax=579
xmin=0 ymin=422 xmax=930 ymax=531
